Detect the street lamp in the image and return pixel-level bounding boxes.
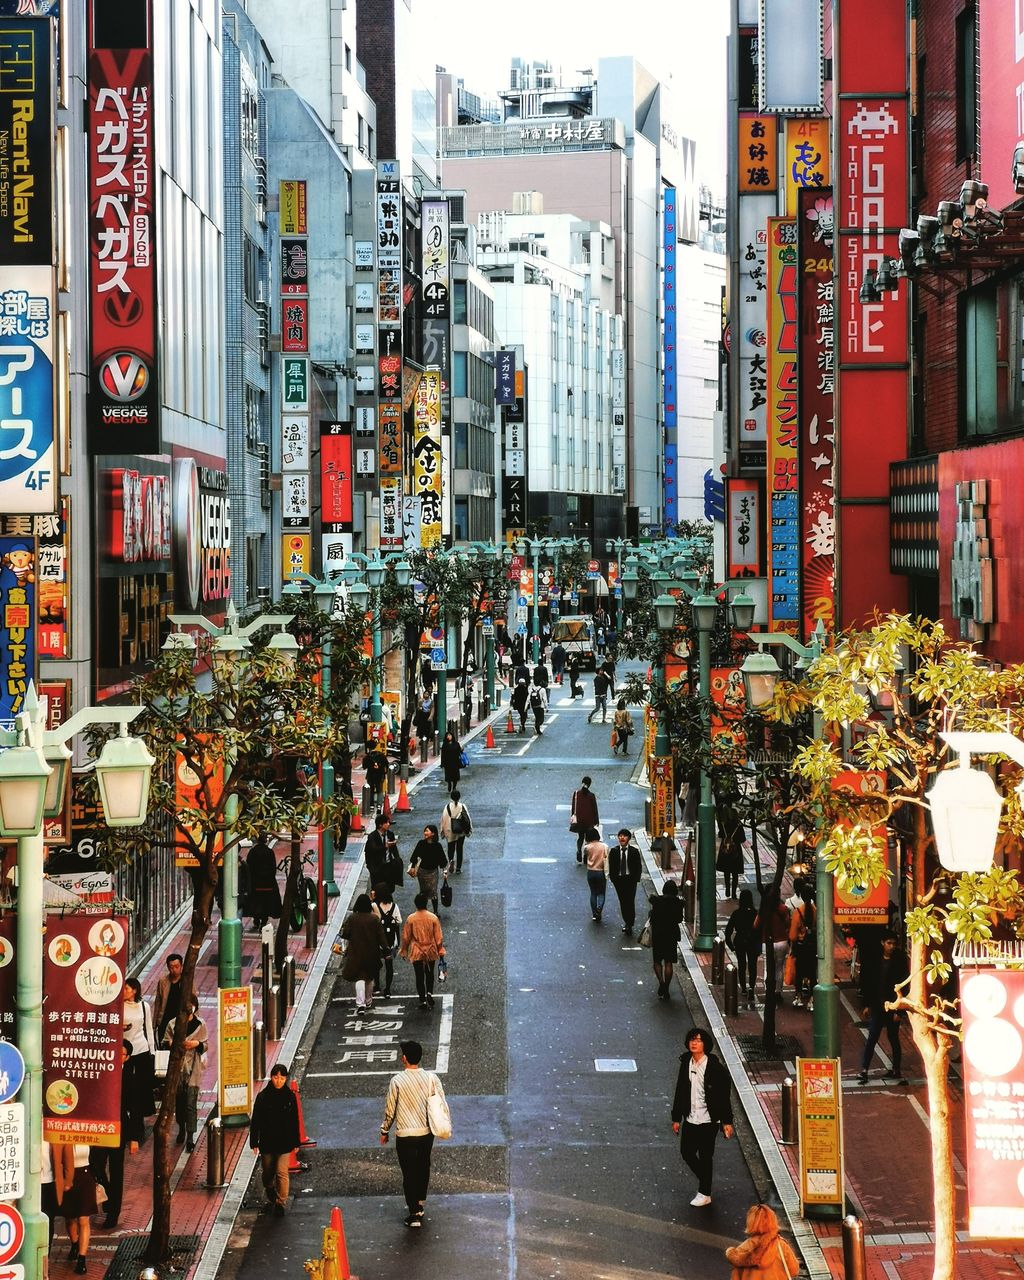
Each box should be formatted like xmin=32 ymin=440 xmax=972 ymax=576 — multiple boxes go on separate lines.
xmin=1 ymin=684 xmax=150 ymax=1280
xmin=92 ymin=725 xmax=156 ymax=827
xmin=927 ymin=730 xmax=1024 ymax=874
xmin=740 ymin=650 xmax=782 ymax=711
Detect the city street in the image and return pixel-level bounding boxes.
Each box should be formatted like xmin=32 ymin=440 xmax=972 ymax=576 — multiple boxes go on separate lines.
xmin=221 ymin=679 xmax=764 ymax=1278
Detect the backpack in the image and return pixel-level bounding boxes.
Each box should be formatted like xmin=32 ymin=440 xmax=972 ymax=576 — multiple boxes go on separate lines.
xmin=378 ymin=903 xmax=400 ymax=951
xmin=530 ymin=689 xmax=543 ymax=710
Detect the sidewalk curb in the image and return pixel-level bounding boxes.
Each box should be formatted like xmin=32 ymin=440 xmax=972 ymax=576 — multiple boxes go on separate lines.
xmin=635 ymin=827 xmax=832 ymax=1280
xmin=191 ymin=704 xmax=507 ymax=1280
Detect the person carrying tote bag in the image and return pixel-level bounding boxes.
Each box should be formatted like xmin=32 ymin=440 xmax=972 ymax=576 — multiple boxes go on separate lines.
xmin=725 ymin=1203 xmax=799 ymax=1279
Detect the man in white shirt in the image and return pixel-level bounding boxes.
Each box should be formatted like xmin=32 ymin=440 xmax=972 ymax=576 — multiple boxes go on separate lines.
xmin=670 ymin=1027 xmax=735 ymax=1207
xmin=380 ymin=1039 xmax=447 ymax=1227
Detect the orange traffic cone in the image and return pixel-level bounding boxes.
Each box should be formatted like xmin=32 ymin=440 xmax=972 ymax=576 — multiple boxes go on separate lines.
xmin=349 ymin=805 xmax=363 ymax=834
xmin=382 ymin=791 xmax=392 ymax=820
xmin=396 ymin=778 xmax=412 ymax=812
xmin=485 ymin=724 xmax=496 ymax=749
xmin=611 ymin=726 xmax=617 ymax=750
xmin=287 ymin=1146 xmax=311 ymax=1173
xmin=505 ymin=710 xmax=515 ymax=734
xmin=291 ymin=1079 xmax=316 ymax=1148
xmin=331 ymin=1206 xmax=351 ymax=1280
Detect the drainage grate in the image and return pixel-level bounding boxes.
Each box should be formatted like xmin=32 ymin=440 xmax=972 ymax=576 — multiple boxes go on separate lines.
xmin=736 ymin=1033 xmax=803 ymax=1063
xmin=103 ymin=1234 xmax=201 ymax=1280
xmin=204 ymin=951 xmax=255 ymax=967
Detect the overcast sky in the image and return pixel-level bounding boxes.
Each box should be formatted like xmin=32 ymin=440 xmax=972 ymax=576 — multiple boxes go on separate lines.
xmin=415 ymin=0 xmax=730 ymax=193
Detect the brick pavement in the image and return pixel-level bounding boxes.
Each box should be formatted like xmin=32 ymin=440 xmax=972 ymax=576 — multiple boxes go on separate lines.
xmin=655 ymin=834 xmax=1024 ymax=1280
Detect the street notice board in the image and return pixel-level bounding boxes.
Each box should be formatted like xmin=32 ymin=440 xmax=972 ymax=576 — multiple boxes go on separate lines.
xmin=218 ymin=987 xmax=253 ymax=1119
xmin=796 ymin=1057 xmax=844 ymax=1215
xmin=650 ymin=756 xmax=675 ymax=839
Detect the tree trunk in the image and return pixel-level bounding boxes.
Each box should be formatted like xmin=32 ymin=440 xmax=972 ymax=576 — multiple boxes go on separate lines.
xmin=145 ymin=873 xmax=216 ymax=1266
xmin=275 ymin=834 xmax=301 ymax=971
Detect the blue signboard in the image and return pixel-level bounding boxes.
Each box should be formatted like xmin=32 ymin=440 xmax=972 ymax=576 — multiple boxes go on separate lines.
xmin=663 ymin=185 xmax=678 ymax=531
xmin=0 ymin=1041 xmax=25 ymax=1103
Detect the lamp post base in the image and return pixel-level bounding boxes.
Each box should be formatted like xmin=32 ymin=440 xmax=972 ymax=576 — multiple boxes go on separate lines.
xmin=812 ymin=981 xmax=841 ymax=1059
xmin=325 ymin=881 xmax=340 ymax=898
xmin=694 ymin=933 xmax=716 ymax=953
xmin=217 ymin=917 xmax=243 ymax=991
xmin=695 ymin=798 xmax=718 ymax=953
xmin=21 ymin=1211 xmax=48 ymax=1280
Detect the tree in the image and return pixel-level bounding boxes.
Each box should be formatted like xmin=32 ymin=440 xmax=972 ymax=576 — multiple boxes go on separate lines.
xmin=781 ymin=613 xmax=1024 ymax=1280
xmin=87 ymin=604 xmax=359 ymax=1266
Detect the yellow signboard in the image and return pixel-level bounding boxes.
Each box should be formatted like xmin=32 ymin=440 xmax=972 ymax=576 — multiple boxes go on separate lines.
xmin=784 ymin=117 xmax=830 ymax=216
xmin=218 ymin=986 xmax=253 ymax=1118
xmin=279 ymin=180 xmax=307 ymax=234
xmin=413 ymin=369 xmax=443 ymax=548
xmin=796 ymin=1057 xmax=844 ymax=1215
xmin=738 ymin=113 xmax=778 ymax=193
xmin=282 ymin=532 xmax=311 ymax=582
xmin=650 ymin=755 xmax=675 ymax=839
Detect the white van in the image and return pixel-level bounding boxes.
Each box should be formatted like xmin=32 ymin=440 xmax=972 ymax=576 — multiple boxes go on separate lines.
xmin=551 ymin=616 xmax=596 ymax=669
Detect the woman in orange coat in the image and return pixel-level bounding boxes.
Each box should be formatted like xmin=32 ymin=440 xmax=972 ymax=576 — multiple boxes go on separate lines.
xmin=725 ymin=1204 xmax=800 ymax=1279
xmin=399 ymin=892 xmax=445 ymax=1010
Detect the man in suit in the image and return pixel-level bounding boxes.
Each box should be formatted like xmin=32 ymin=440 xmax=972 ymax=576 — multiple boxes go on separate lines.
xmin=609 ymin=828 xmax=642 ymax=934
xmin=671 ymin=1027 xmax=735 ymax=1207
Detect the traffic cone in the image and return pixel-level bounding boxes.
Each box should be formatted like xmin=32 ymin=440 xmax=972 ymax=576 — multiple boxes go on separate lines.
xmin=610 ymin=726 xmax=617 ymax=750
xmin=382 ymin=791 xmax=392 ymax=820
xmin=349 ymin=805 xmax=363 ymax=834
xmin=485 ymin=724 xmax=496 ymax=749
xmin=287 ymin=1146 xmax=311 ymax=1173
xmin=396 ymin=778 xmax=412 ymax=812
xmin=291 ymin=1078 xmax=316 ymax=1148
xmin=505 ymin=710 xmax=515 ymax=734
xmin=331 ymin=1206 xmax=351 ymax=1280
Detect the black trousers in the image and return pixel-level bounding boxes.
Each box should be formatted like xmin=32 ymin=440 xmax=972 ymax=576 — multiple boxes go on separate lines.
xmin=89 ymin=1142 xmax=125 ymax=1218
xmin=680 ymin=1121 xmax=719 ymax=1195
xmin=447 ymin=837 xmax=466 ymax=871
xmin=396 ymin=1133 xmax=435 ymax=1212
xmin=413 ymin=959 xmax=436 ymax=999
xmin=611 ymin=875 xmax=638 ymax=929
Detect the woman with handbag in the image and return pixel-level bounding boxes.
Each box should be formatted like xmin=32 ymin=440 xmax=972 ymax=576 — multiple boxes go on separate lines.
xmin=569 ymin=776 xmax=599 ymax=863
xmin=408 ymin=824 xmax=448 ymax=914
xmin=122 ymin=977 xmax=157 ymax=1144
xmin=400 ymin=894 xmax=445 ymax=1010
xmin=440 ymin=789 xmax=472 ymax=874
xmin=612 ymin=699 xmax=633 ymax=755
xmin=649 ymin=880 xmax=684 ymax=1000
xmin=162 ymin=994 xmax=208 ymax=1152
xmin=725 ymin=1203 xmax=800 ymax=1279
xmin=342 ymin=892 xmax=388 ymax=1017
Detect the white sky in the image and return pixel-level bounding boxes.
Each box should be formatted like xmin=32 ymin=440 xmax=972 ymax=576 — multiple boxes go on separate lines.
xmin=416 ymin=0 xmax=730 ymax=194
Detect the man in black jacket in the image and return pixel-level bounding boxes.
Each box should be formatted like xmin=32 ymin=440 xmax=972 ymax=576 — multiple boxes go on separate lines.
xmin=858 ymin=930 xmax=909 ymax=1085
xmin=671 ymin=1027 xmax=735 ymax=1207
xmin=609 ymin=828 xmax=642 ymax=934
xmin=250 ymin=1064 xmax=302 ymax=1216
xmin=365 ymin=814 xmax=399 ymax=893
xmin=588 ymin=668 xmax=611 ymax=723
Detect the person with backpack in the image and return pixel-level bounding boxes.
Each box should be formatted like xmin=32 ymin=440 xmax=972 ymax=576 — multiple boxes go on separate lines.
xmin=372 ymin=884 xmax=403 ymax=999
xmin=567 ymin=656 xmax=583 ymax=699
xmin=529 ymin=682 xmax=548 ymax=735
xmin=725 ymin=889 xmax=760 ymax=1004
xmin=440 ymin=789 xmax=472 ymax=874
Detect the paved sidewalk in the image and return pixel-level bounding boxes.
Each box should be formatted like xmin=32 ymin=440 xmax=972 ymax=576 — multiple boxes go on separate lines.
xmin=44 ymin=676 xmax=501 ymax=1280
xmin=639 ymin=827 xmax=1024 ymax=1279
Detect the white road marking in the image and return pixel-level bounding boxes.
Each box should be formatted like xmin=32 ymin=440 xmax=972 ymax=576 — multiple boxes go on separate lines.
xmin=515 ymin=819 xmax=547 ymax=824
xmin=434 ymin=992 xmax=454 ymax=1072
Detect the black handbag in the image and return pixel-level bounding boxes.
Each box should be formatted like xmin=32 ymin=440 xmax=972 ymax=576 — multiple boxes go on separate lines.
xmin=440 ymin=875 xmax=453 ymax=908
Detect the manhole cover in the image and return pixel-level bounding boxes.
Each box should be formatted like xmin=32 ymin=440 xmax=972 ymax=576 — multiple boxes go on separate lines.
xmin=104 ymin=1234 xmax=200 ymax=1280
xmin=736 ymin=1034 xmax=803 ymax=1063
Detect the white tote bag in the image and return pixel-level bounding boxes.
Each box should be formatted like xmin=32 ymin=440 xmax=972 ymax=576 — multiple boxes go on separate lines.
xmin=426 ymin=1079 xmax=452 ymax=1140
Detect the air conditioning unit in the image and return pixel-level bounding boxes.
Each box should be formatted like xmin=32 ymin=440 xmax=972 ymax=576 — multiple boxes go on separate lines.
xmin=255 ymin=156 xmax=268 ymax=223
xmin=256 ymin=300 xmax=270 ymax=364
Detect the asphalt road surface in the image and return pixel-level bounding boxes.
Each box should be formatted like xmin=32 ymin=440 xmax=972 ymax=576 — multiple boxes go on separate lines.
xmin=222 ymin=673 xmax=763 ymax=1279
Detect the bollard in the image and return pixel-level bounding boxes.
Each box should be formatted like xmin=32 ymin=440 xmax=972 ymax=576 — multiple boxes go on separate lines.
xmin=462 ymin=711 xmax=471 ymax=736
xmin=387 ymin=765 xmax=396 ymax=796
xmin=305 ymin=897 xmax=319 ymax=950
xmin=724 ymin=964 xmax=739 ymax=1016
xmin=267 ymin=984 xmax=281 ymax=1040
xmin=781 ymin=1076 xmax=798 ymax=1145
xmin=261 ymin=937 xmax=272 ymax=1023
xmin=282 ymin=954 xmax=296 ymax=1009
xmin=253 ymin=1020 xmax=266 ymax=1082
xmin=138 ymin=1270 xmax=160 ymax=1280
xmin=360 ymin=782 xmax=374 ymax=816
xmin=842 ymin=1215 xmax=867 ymax=1280
xmin=206 ymin=1115 xmax=227 ymax=1188
xmin=711 ymin=935 xmax=726 ymax=984
xmin=419 ymin=736 xmax=429 ymax=765
xmin=683 ymin=878 xmax=696 ymax=926
xmin=477 ymin=696 xmax=487 ymax=719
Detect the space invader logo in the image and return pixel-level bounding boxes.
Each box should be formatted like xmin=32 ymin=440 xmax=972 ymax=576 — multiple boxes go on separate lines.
xmin=847 ymin=101 xmax=898 ymax=138
xmin=0 ymin=27 xmax=35 ymax=93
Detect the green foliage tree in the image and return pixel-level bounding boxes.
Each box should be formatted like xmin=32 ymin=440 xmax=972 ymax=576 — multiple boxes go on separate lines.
xmin=86 ymin=605 xmax=359 ymax=1267
xmin=780 ymin=613 xmax=1024 ymax=1280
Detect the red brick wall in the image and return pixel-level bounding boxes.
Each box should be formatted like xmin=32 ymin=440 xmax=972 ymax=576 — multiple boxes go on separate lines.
xmin=356 ymin=1 xmax=397 ymax=160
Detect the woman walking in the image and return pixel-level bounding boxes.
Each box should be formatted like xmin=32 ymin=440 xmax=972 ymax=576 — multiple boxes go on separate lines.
xmin=372 ymin=885 xmax=403 ymax=998
xmin=341 ymin=892 xmax=388 ymax=1017
xmin=583 ymin=828 xmax=609 ymax=923
xmin=439 ymin=730 xmax=462 ymax=795
xmin=400 ymin=893 xmax=446 ymax=1010
xmin=408 ymin=824 xmax=448 ymax=914
xmin=246 ymin=833 xmax=282 ymax=930
xmin=440 ymin=789 xmax=472 ymax=873
xmin=725 ymin=889 xmax=760 ymax=1003
xmin=569 ymin=775 xmax=600 ymax=863
xmin=529 ymin=682 xmax=547 ymax=735
xmin=612 ymin=699 xmax=633 ymax=754
xmin=162 ymin=994 xmax=208 ymax=1152
xmin=649 ymin=880 xmax=684 ymax=1000
xmin=716 ymin=804 xmax=745 ymax=900
xmin=725 ymin=1203 xmax=800 ymax=1279
xmin=122 ymin=977 xmax=157 ymax=1145
xmin=61 ymin=1143 xmax=98 ymax=1273
xmin=568 ymin=656 xmax=583 ymax=699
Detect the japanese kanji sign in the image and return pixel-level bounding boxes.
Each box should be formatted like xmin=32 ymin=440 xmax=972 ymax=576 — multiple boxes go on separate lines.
xmin=379 ymin=476 xmax=402 ymax=549
xmin=738 ymin=113 xmax=777 ymax=194
xmin=377 ymin=162 xmax=401 ymax=329
xmin=320 ymin=421 xmax=353 ymax=531
xmin=378 ymin=402 xmax=402 ymax=475
xmin=420 ymin=199 xmax=450 ymax=319
xmin=784 ymin=117 xmax=829 ymax=216
xmin=726 ymin=477 xmax=762 ymax=577
xmin=279 ymin=180 xmax=306 ymax=235
xmin=281 ymin=297 xmax=308 ymax=353
xmin=413 ymin=369 xmax=442 ymax=549
xmin=766 ymin=217 xmax=799 ymax=632
xmin=738 ymin=194 xmax=774 ymax=454
xmin=282 ymin=532 xmax=310 ymax=582
xmin=0 ymin=535 xmax=35 ymax=721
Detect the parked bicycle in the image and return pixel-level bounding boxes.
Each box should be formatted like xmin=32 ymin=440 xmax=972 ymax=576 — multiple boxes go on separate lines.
xmin=277 ymin=849 xmax=319 ymax=933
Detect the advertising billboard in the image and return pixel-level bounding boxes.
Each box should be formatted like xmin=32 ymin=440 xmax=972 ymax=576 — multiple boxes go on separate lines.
xmin=663 ymin=185 xmax=678 ymax=530
xmin=421 ymin=199 xmax=450 ymax=319
xmin=0 ymin=18 xmax=53 ymax=264
xmin=766 ymin=217 xmax=799 ymax=632
xmin=738 ymin=194 xmax=774 ymax=459
xmin=413 ymin=369 xmax=442 ymax=549
xmin=86 ymin=0 xmax=159 ymax=454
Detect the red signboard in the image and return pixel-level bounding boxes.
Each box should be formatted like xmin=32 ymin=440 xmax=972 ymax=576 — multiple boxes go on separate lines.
xmin=320 ymin=423 xmax=353 ymax=528
xmin=709 ymin=667 xmax=746 ymax=764
xmin=961 ymin=968 xmax=1024 ymax=1238
xmin=830 ymin=770 xmax=890 ymax=924
xmin=43 ymin=914 xmax=129 ymax=1148
xmin=979 ymin=2 xmax=1021 ymax=210
xmin=86 ymin=1 xmax=159 ymax=454
xmin=798 ymin=187 xmax=836 ymax=640
xmin=282 ymin=297 xmax=308 ymax=352
xmin=834 ymin=3 xmax=910 ymax=628
xmin=726 ymin=477 xmax=762 ymax=577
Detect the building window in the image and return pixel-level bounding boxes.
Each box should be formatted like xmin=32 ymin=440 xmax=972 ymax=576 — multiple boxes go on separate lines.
xmin=961 ymin=283 xmax=1007 ymax=438
xmin=241 ymin=81 xmax=259 ymax=157
xmin=454 ymin=497 xmax=469 ymax=541
xmin=243 ymin=234 xmax=260 ymax=305
xmin=955 ymin=4 xmax=977 ymax=164
xmin=454 ymin=279 xmax=467 ymax=325
xmin=454 ymin=420 xmax=469 ymax=469
xmin=453 ymin=352 xmax=468 ymax=397
xmin=245 ymin=384 xmax=261 ymax=450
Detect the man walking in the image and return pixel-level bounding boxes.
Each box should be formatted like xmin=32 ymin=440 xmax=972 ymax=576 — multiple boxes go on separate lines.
xmin=380 ymin=1039 xmax=449 ymax=1227
xmin=858 ymin=930 xmax=909 ymax=1085
xmin=250 ymin=1063 xmax=302 ymax=1217
xmin=588 ymin=667 xmax=610 ymax=723
xmin=529 ymin=682 xmax=547 ymax=735
xmin=671 ymin=1027 xmax=734 ymax=1207
xmin=153 ymin=953 xmax=184 ymax=1043
xmin=610 ymin=828 xmax=642 ymax=934
xmin=512 ymin=678 xmax=530 ymax=733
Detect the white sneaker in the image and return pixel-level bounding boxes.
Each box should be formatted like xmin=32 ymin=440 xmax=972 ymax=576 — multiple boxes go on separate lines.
xmin=690 ymin=1193 xmax=712 ymax=1207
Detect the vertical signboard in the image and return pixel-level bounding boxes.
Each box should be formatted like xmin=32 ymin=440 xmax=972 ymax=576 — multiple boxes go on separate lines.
xmin=218 ymin=986 xmax=252 ymax=1120
xmin=502 ymin=364 xmax=528 ymax=539
xmin=0 ymin=503 xmax=68 ymax=658
xmin=43 ymin=915 xmax=128 ymax=1148
xmin=726 ymin=477 xmax=762 ymax=577
xmin=738 ymin=113 xmax=777 ymax=193
xmin=279 ymin=180 xmax=306 ymax=234
xmin=709 ymin=667 xmax=746 ymax=764
xmin=380 ymin=476 xmax=402 ymax=549
xmin=278 ymin=185 xmax=310 ymax=539
xmin=796 ymin=1057 xmax=844 ymax=1215
xmin=650 ymin=756 xmax=675 ymax=839
xmin=39 ymin=678 xmax=71 ymax=844
xmin=0 ymin=534 xmax=35 ymax=721
xmin=87 ymin=0 xmax=159 ymax=455
xmin=766 ymin=217 xmax=799 ymax=632
xmin=830 ymin=769 xmax=890 ymax=924
xmin=738 ymin=194 xmax=774 ymax=465
xmin=413 ymin=369 xmax=442 ymax=548
xmin=376 ymin=162 xmax=401 ymax=328
xmin=663 ymin=185 xmax=678 ymax=531
xmin=835 ymin=1 xmax=909 ymax=625
xmin=320 ymin=421 xmax=353 ymax=570
xmin=495 ymin=350 xmax=516 ymax=405
xmin=784 ymin=117 xmax=830 ymax=215
xmin=979 ymin=2 xmax=1024 ymax=209
xmin=421 ymin=199 xmax=450 ymax=318
xmin=962 ymin=968 xmax=1024 ymax=1238
xmin=282 ymin=531 xmax=310 ymax=582
xmin=798 ymin=187 xmax=835 ymax=639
